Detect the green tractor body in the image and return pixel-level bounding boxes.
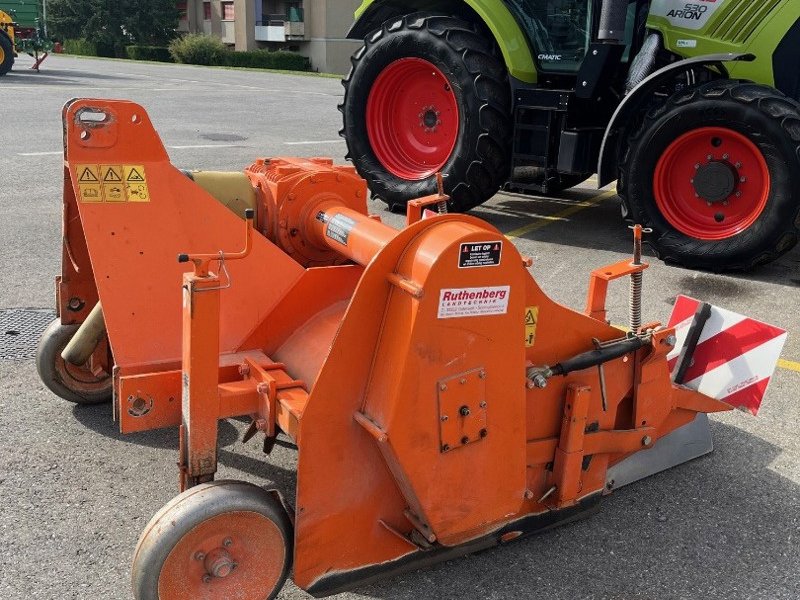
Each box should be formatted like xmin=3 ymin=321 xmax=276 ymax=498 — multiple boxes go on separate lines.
xmin=342 ymin=0 xmax=800 ymax=270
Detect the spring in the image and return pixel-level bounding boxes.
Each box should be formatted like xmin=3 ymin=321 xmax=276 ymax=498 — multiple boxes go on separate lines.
xmin=437 ymin=199 xmax=448 ymax=214
xmin=629 ymin=271 xmax=643 ymax=332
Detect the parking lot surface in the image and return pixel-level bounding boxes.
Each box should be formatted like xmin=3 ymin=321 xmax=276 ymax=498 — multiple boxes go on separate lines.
xmin=1 ymin=54 xmax=798 ymax=600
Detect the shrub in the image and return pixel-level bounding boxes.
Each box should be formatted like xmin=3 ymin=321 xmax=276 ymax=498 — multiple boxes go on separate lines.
xmin=126 ymin=45 xmax=173 ymax=62
xmin=63 ymin=38 xmax=96 ymax=56
xmin=169 ymin=34 xmax=226 ymax=65
xmin=223 ymin=49 xmax=309 ymax=71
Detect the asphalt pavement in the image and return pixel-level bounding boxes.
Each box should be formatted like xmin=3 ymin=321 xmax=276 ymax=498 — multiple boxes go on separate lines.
xmin=0 ymin=54 xmax=798 ymax=600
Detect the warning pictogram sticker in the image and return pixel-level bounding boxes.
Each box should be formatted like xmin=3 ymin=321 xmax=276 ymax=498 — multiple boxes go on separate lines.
xmin=76 ymin=164 xmax=150 ymax=203
xmin=123 ymin=165 xmax=149 ymax=202
xmin=76 ymin=165 xmax=102 ymax=202
xmin=667 ymin=295 xmax=787 ymax=415
xmin=525 ymin=306 xmax=538 ymax=347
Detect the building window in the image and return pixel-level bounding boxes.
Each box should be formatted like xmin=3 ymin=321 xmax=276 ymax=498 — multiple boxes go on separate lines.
xmin=222 ymin=1 xmax=235 ymax=20
xmin=203 ymin=1 xmax=211 ymax=20
xmin=177 ymin=1 xmax=187 ymax=19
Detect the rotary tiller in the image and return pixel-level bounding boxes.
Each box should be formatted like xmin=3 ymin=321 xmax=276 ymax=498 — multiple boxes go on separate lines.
xmin=46 ymin=99 xmax=738 ymax=599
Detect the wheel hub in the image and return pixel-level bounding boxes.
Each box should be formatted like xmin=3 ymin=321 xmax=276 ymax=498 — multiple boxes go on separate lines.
xmin=204 ymin=547 xmax=236 ymax=579
xmin=366 ymin=57 xmax=459 ymax=180
xmin=693 ymin=160 xmax=737 ymax=204
xmin=653 ymin=127 xmax=770 ymax=241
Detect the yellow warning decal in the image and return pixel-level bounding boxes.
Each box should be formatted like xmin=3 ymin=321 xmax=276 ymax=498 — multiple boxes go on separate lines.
xmin=76 ymin=164 xmax=102 ymax=202
xmin=123 ymin=165 xmax=149 ymax=202
xmin=525 ymin=306 xmax=538 ymax=348
xmin=76 ymin=164 xmax=150 ymax=203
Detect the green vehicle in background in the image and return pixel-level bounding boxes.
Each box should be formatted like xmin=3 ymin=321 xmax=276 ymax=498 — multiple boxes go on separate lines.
xmin=341 ymin=0 xmax=800 ymax=271
xmin=0 ymin=0 xmax=51 ymax=75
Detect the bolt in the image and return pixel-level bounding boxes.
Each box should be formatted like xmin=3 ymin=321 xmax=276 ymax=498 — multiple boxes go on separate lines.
xmin=663 ymin=335 xmax=677 ymax=347
xmin=459 ymin=406 xmax=470 ymax=416
xmin=195 ymin=552 xmax=205 ymax=561
xmin=439 ymin=383 xmax=447 ymax=391
xmin=238 ymin=364 xmax=250 ymax=377
xmin=690 ymin=179 xmax=694 ymax=184
xmin=440 ymin=415 xmax=448 ymax=422
xmin=478 ymin=370 xmax=486 ymax=379
xmin=532 ymin=374 xmax=547 ymax=389
xmin=593 ymin=49 xmax=598 ymax=56
xmin=223 ymin=538 xmax=232 ymax=548
xmin=460 ymin=378 xmax=466 ymax=385
xmin=461 ymin=436 xmax=470 ymax=445
xmin=524 ymin=490 xmax=534 ymax=499
xmin=526 ymin=380 xmax=536 ymax=390
xmin=441 ymin=444 xmax=450 ymax=452
xmin=582 ymin=81 xmax=588 ymax=87
xmin=707 ymin=154 xmax=713 ymax=161
xmin=735 ymin=191 xmax=742 ymax=198
xmin=642 ymin=435 xmax=653 ymax=447
xmin=479 ymin=401 xmax=487 ymax=408
xmin=203 ymin=575 xmax=212 ymax=584
xmin=479 ymin=429 xmax=488 ymax=438
xmin=695 ymin=163 xmax=700 ymax=170
xmin=722 ymin=153 xmax=729 ymax=160
xmin=740 ymin=176 xmax=747 ymax=183
xmin=735 ymin=162 xmax=742 ymax=169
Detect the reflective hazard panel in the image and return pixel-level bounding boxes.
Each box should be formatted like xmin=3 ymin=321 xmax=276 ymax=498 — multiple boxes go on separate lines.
xmin=667 ymin=295 xmax=787 ymax=415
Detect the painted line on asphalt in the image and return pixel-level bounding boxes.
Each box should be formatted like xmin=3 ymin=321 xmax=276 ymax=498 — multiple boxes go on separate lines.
xmin=17 ymin=151 xmax=62 ymax=156
xmin=778 ymin=359 xmax=800 ymax=373
xmin=284 ymin=139 xmax=344 ymax=146
xmin=168 ymin=144 xmax=244 ymax=149
xmin=504 ymin=189 xmax=618 ymax=239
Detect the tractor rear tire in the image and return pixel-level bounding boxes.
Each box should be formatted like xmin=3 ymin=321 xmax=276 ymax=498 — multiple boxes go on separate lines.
xmin=0 ymin=31 xmax=14 ymax=76
xmin=621 ymin=80 xmax=800 ymax=271
xmin=341 ymin=13 xmax=512 ymax=212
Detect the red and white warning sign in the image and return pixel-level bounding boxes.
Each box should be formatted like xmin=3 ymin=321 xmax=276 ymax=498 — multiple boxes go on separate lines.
xmin=437 ymin=286 xmax=510 ymax=319
xmin=667 ymin=295 xmax=787 ymax=415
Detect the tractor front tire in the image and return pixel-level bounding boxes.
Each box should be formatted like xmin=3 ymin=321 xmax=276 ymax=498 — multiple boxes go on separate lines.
xmin=341 ymin=13 xmax=512 ymax=212
xmin=0 ymin=32 xmax=14 ymax=76
xmin=621 ymin=80 xmax=800 ymax=271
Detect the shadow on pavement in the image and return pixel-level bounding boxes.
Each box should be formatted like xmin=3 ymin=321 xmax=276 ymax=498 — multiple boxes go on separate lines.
xmin=350 ymin=420 xmax=797 ymax=600
xmin=472 ymin=189 xmax=800 ymax=289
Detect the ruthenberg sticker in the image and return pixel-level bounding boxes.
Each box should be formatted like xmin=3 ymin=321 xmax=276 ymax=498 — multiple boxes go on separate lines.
xmin=437 ymin=286 xmax=510 ymax=319
xmin=75 ymin=164 xmax=150 ymax=202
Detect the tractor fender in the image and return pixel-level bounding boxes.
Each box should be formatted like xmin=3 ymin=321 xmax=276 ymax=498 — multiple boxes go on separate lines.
xmin=348 ymin=0 xmax=537 ymax=83
xmin=597 ymin=52 xmax=755 ymax=188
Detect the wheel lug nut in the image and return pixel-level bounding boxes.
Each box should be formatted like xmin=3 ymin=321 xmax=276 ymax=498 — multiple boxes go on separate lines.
xmin=735 ymin=191 xmax=742 ymax=198
xmin=740 ymin=176 xmax=747 ymax=183
xmin=722 ymin=153 xmax=729 ymax=160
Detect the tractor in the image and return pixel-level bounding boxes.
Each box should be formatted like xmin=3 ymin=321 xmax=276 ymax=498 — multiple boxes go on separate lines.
xmin=341 ymin=0 xmax=800 ymax=271
xmin=0 ymin=3 xmax=51 ymax=75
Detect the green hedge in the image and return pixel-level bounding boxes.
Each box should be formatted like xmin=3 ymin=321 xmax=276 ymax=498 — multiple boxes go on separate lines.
xmin=169 ymin=34 xmax=309 ymax=71
xmin=126 ymin=45 xmax=173 ymax=63
xmin=63 ymin=38 xmax=123 ymax=58
xmin=63 ymin=38 xmax=96 ymax=56
xmin=168 ymin=33 xmax=226 ymax=65
xmin=223 ymin=49 xmax=309 ymax=71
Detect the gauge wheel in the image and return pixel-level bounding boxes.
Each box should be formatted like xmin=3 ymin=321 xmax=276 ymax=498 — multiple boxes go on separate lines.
xmin=132 ymin=480 xmax=293 ymax=600
xmin=341 ymin=13 xmax=512 ymax=212
xmin=620 ymin=80 xmax=800 ymax=271
xmin=36 ymin=319 xmax=112 ymax=405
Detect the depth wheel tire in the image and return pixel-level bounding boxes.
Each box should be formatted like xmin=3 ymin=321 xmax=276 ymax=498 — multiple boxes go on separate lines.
xmin=0 ymin=32 xmax=13 ymax=76
xmin=132 ymin=480 xmax=293 ymax=600
xmin=35 ymin=319 xmax=112 ymax=405
xmin=341 ymin=13 xmax=512 ymax=212
xmin=621 ymin=80 xmax=800 ymax=271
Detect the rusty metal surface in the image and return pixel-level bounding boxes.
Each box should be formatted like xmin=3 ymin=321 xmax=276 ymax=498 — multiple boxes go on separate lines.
xmin=0 ymin=308 xmax=54 ymax=360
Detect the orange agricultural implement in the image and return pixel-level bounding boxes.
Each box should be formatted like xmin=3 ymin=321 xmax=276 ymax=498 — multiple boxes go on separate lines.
xmin=46 ymin=98 xmax=746 ymax=599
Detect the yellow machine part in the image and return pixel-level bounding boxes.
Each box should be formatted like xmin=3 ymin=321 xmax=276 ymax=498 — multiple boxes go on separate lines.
xmin=185 ymin=170 xmax=257 ymax=219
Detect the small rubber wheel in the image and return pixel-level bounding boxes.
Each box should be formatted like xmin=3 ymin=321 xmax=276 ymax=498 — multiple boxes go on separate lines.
xmin=621 ymin=80 xmax=800 ymax=270
xmin=341 ymin=13 xmax=512 ymax=212
xmin=0 ymin=32 xmax=13 ymax=76
xmin=132 ymin=480 xmax=293 ymax=600
xmin=35 ymin=319 xmax=112 ymax=405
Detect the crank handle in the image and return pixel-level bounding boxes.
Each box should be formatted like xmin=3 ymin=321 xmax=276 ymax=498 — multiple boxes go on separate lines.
xmin=178 ymin=209 xmax=255 ymax=276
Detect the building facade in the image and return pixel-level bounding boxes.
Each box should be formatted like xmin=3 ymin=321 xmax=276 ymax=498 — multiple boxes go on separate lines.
xmin=178 ymin=0 xmax=362 ymax=74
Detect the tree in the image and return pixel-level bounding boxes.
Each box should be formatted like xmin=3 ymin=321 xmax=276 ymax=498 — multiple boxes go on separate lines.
xmin=47 ymin=0 xmax=179 ymax=49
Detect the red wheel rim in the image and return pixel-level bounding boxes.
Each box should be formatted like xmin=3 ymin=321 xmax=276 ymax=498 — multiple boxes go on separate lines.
xmin=366 ymin=58 xmax=459 ymax=180
xmin=654 ymin=127 xmax=770 ymax=240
